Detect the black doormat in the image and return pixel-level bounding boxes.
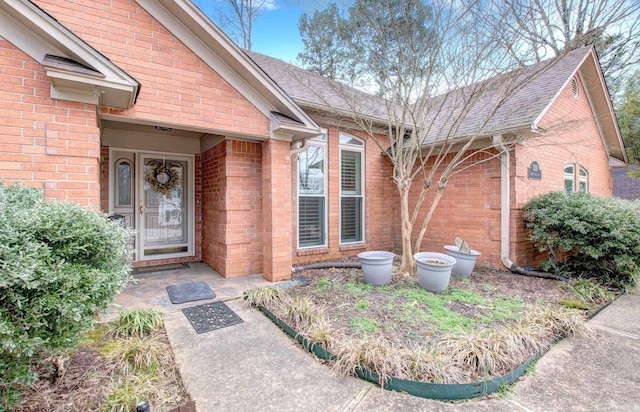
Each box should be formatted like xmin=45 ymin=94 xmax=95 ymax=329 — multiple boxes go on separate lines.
xmin=133 ymin=263 xmax=190 ymax=274
xmin=181 ymin=302 xmax=244 ymax=334
xmin=166 ymin=281 xmax=215 ymax=304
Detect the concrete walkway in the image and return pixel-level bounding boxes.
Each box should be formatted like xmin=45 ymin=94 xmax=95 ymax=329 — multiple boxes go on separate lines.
xmin=110 ymin=265 xmax=640 ymax=411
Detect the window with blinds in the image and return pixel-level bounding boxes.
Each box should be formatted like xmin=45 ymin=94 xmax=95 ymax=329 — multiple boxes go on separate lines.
xmin=298 ymin=143 xmax=326 ymax=248
xmin=340 ymin=133 xmax=364 ymax=244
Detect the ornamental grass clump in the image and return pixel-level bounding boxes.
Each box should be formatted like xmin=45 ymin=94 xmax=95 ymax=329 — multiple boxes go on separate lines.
xmin=0 ymin=183 xmax=132 ymax=408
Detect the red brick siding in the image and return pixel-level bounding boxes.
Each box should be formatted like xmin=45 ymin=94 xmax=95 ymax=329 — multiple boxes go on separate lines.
xmin=403 ymin=75 xmax=613 ymax=270
xmin=511 ymin=75 xmax=613 ymax=266
xmin=33 ymin=0 xmax=270 ymax=139
xmin=262 ymin=139 xmax=292 ymax=281
xmin=291 ymin=126 xmax=397 ymax=266
xmin=0 ymin=40 xmax=100 ymax=207
xmin=406 ymin=150 xmax=503 ymax=267
xmin=202 ymin=140 xmax=263 ymax=277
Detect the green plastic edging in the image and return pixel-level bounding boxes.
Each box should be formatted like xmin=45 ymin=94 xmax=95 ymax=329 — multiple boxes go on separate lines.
xmin=257 ymin=305 xmax=540 ymax=401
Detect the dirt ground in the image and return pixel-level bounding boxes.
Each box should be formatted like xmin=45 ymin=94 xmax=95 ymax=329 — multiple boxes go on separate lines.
xmin=287 ymin=262 xmax=579 ymax=346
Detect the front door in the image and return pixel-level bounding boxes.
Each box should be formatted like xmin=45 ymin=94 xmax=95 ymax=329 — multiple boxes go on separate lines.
xmin=110 ymin=150 xmax=194 ymax=261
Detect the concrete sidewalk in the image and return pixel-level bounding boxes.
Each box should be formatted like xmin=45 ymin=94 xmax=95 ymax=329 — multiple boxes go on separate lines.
xmin=112 ymin=266 xmax=640 ymax=411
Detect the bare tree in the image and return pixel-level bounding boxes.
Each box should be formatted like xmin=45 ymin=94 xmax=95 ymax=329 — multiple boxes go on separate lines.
xmin=477 ymin=0 xmax=640 ymax=89
xmin=291 ymin=0 xmax=576 ymax=275
xmin=212 ymin=0 xmax=276 ymax=50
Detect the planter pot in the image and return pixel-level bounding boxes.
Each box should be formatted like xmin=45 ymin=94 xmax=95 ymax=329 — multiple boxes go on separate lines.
xmin=444 ymin=245 xmax=481 ymax=278
xmin=414 ymin=252 xmax=456 ymax=292
xmin=357 ymin=251 xmax=395 ymax=286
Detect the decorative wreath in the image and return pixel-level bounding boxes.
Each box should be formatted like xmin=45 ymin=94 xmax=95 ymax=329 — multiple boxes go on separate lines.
xmin=145 ymin=160 xmax=179 ymax=195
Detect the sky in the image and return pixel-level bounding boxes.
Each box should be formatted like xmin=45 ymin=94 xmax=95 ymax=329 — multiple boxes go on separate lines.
xmin=192 ymin=0 xmax=354 ymax=64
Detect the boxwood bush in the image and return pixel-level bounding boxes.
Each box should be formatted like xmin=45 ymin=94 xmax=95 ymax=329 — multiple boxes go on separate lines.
xmin=0 ymin=183 xmax=132 ymax=407
xmin=523 ymin=191 xmax=640 ymax=289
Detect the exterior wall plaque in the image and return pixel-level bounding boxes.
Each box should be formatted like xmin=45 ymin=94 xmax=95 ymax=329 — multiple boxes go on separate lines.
xmin=528 ymin=161 xmax=542 ymax=180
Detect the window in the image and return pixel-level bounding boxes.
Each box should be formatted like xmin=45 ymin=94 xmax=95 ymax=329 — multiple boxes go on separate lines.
xmin=340 ymin=133 xmax=364 ymax=244
xmin=564 ymin=165 xmax=574 ymax=193
xmin=578 ymin=167 xmax=588 ymax=192
xmin=116 ymin=159 xmax=133 ymax=206
xmin=564 ymin=164 xmax=588 ymax=193
xmin=298 ymin=139 xmax=326 ymax=248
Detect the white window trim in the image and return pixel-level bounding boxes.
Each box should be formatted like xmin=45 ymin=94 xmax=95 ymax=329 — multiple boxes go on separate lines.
xmin=339 ymin=132 xmax=365 ymax=245
xmin=297 ymin=138 xmax=328 ymax=249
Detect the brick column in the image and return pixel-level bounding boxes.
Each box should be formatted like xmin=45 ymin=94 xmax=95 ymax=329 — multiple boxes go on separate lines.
xmin=262 ymin=139 xmax=292 ymax=282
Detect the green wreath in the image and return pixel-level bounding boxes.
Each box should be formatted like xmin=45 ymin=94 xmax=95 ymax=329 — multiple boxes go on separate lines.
xmin=145 ymin=161 xmax=179 ymax=195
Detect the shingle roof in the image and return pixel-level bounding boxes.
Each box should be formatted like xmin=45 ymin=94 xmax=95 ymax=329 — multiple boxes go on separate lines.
xmin=246 ymin=47 xmax=592 ymax=142
xmin=245 ymin=51 xmax=390 ymax=121
xmin=425 ymin=47 xmax=591 ymax=140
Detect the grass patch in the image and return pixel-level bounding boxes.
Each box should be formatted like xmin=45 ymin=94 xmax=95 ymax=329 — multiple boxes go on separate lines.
xmin=109 ymin=308 xmax=163 ymax=339
xmin=351 ymin=317 xmax=380 ymax=334
xmin=15 ymin=309 xmax=189 ymax=411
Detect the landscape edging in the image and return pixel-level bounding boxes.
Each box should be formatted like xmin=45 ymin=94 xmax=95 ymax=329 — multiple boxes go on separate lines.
xmin=256 ymin=305 xmax=539 ymax=401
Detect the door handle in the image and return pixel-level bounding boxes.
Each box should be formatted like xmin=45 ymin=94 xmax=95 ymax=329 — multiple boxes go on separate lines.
xmin=140 ymin=204 xmax=143 ymax=215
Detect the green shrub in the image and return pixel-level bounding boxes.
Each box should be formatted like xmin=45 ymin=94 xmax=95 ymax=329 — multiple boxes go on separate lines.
xmin=523 ymin=191 xmax=640 ymax=289
xmin=0 ymin=183 xmax=132 ymax=407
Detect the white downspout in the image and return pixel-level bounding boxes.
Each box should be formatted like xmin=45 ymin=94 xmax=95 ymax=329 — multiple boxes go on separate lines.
xmin=493 ymin=135 xmax=514 ymax=269
xmin=494 ymin=135 xmax=567 ymax=280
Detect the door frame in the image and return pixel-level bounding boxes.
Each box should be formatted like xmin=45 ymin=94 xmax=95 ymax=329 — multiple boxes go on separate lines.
xmin=109 ymin=148 xmax=195 ymax=262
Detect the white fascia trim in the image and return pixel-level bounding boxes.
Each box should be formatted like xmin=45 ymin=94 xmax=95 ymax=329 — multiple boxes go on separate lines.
xmin=139 ymin=0 xmax=319 ymax=134
xmin=531 ymin=52 xmax=590 ymax=128
xmin=0 ymin=0 xmax=138 ymax=106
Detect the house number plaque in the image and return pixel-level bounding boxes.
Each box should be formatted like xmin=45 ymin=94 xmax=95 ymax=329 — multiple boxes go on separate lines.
xmin=528 ymin=161 xmax=542 ymax=180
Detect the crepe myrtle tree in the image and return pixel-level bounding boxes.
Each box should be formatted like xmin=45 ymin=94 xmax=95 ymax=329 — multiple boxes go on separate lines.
xmin=296 ymin=0 xmax=573 ymax=275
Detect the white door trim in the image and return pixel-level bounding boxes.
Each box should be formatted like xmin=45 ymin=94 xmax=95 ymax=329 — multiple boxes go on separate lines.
xmin=109 ymin=148 xmax=195 ymax=262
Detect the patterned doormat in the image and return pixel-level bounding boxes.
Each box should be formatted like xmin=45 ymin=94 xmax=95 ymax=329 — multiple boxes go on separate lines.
xmin=182 ymin=302 xmax=244 ymax=334
xmin=166 ymin=281 xmax=215 ymax=304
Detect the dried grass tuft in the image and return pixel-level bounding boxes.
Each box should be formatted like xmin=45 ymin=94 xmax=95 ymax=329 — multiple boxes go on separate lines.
xmin=243 ymin=287 xmax=285 ymax=308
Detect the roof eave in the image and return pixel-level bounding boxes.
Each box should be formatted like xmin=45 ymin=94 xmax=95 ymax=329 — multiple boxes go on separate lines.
xmin=0 ymin=0 xmax=139 ymax=109
xmin=141 ymin=0 xmax=320 ymax=138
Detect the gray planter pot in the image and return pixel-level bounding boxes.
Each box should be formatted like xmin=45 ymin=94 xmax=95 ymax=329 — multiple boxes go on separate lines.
xmin=357 ymin=251 xmax=395 ymax=286
xmin=414 ymin=252 xmax=456 ymax=292
xmin=444 ymin=245 xmax=481 ymax=278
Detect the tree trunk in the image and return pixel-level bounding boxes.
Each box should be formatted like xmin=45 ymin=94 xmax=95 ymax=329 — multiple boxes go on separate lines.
xmin=414 ymin=186 xmax=446 ymax=253
xmin=399 ymin=186 xmax=414 ymax=275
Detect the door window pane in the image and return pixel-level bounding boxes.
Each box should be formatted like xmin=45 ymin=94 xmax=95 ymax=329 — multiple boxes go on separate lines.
xmin=116 ymin=160 xmax=132 ymax=206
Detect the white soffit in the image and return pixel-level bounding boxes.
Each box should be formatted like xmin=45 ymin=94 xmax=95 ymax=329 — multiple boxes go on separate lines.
xmin=0 ymin=0 xmax=139 ymax=108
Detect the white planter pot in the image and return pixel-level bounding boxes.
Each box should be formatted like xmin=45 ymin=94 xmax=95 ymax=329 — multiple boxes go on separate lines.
xmin=444 ymin=245 xmax=481 ymax=278
xmin=414 ymin=252 xmax=456 ymax=292
xmin=357 ymin=251 xmax=395 ymax=286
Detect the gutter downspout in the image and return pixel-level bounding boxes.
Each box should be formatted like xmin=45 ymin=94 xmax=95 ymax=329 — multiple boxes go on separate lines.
xmin=494 ymin=135 xmax=568 ymax=281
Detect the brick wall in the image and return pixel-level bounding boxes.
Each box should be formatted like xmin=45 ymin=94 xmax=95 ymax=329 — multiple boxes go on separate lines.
xmin=403 ymin=74 xmax=614 ymax=270
xmin=291 ymin=126 xmax=397 ymax=266
xmin=33 ymin=0 xmax=270 ymax=138
xmin=511 ymin=74 xmax=613 ymax=266
xmin=0 ymin=40 xmax=100 ymax=208
xmin=202 ymin=140 xmax=263 ymax=277
xmin=406 ymin=150 xmax=503 ymax=267
xmin=263 ymin=139 xmax=292 ymax=281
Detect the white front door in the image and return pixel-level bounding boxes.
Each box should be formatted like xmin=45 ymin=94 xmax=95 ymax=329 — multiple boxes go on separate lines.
xmin=110 ymin=150 xmax=194 ymax=261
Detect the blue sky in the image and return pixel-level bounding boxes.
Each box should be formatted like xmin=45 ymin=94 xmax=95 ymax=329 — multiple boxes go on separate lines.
xmin=192 ymin=1 xmax=354 ymax=64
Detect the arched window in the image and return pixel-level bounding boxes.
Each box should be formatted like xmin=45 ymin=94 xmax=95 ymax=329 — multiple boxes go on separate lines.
xmin=339 ymin=133 xmax=365 ymax=244
xmin=564 ymin=164 xmax=589 ymax=193
xmin=578 ymin=167 xmax=588 ymax=193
